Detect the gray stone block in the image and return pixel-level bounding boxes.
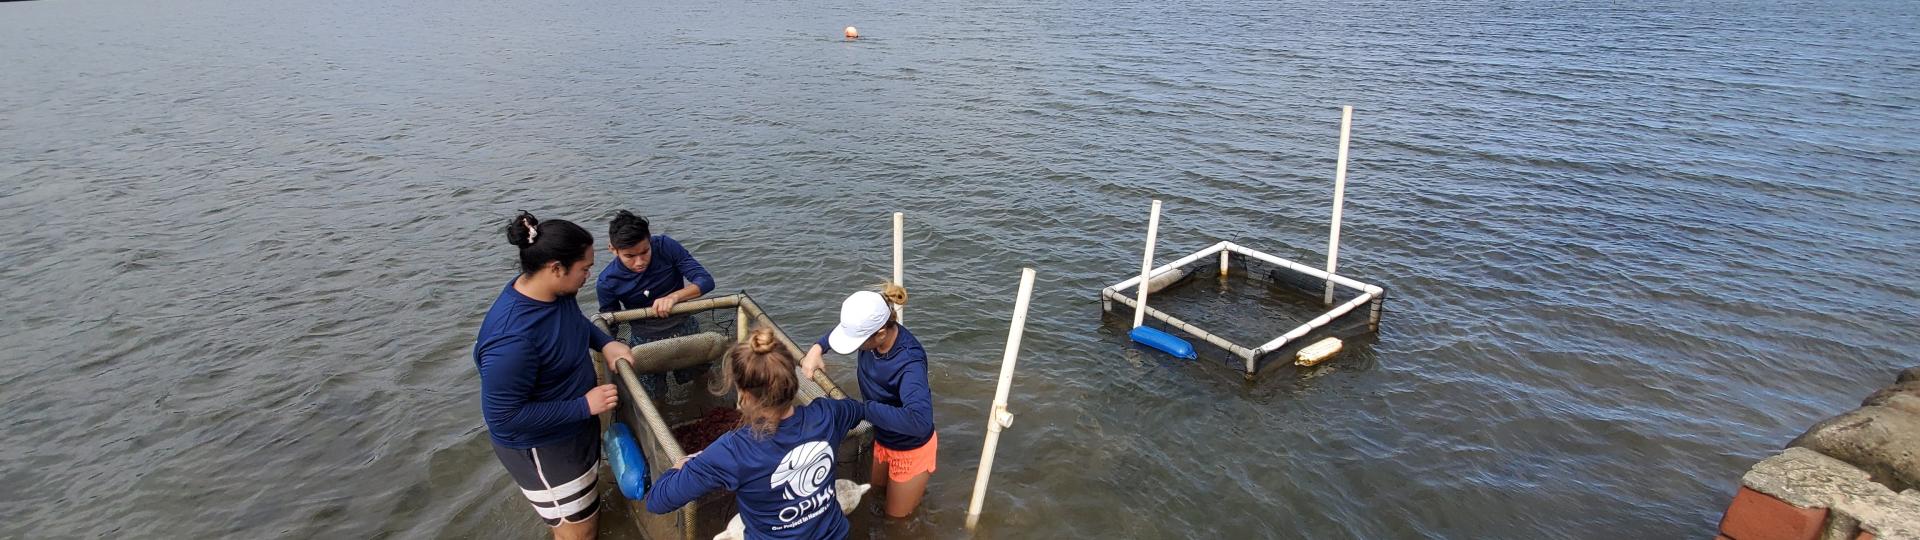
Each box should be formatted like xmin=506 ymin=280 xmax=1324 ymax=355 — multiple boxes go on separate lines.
xmin=1790 ymin=380 xmax=1920 ymax=493
xmin=1743 ymin=448 xmax=1920 ymax=539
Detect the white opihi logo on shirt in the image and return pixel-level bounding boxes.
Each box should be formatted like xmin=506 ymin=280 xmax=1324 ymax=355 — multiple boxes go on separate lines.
xmin=770 ymin=440 xmax=836 ymax=526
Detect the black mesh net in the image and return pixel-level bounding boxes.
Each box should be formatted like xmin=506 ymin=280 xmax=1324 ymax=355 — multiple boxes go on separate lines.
xmin=603 ymin=295 xmax=873 ymax=539
xmin=1113 ymin=251 xmax=1383 ymax=375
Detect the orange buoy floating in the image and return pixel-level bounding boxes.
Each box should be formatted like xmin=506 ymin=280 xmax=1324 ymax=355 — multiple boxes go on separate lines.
xmin=844 ymin=26 xmax=859 ymax=39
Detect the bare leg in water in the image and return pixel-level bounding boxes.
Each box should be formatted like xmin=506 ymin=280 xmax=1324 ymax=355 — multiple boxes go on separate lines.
xmin=869 ymin=458 xmax=928 ymax=518
xmin=552 ymin=512 xmax=597 ymax=540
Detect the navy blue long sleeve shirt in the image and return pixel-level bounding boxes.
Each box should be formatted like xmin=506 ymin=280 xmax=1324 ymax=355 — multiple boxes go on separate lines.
xmin=646 ymin=398 xmax=866 ymax=539
xmin=596 ymin=234 xmax=716 ymax=338
xmin=473 ymin=280 xmax=616 ymax=448
xmin=815 ymin=325 xmax=935 ymax=450
xmin=595 ymin=234 xmax=715 ymax=313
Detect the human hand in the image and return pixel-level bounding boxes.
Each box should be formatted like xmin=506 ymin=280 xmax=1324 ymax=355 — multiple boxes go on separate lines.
xmin=652 ymin=296 xmax=678 ymax=318
xmin=602 ymin=341 xmax=633 ymax=372
xmin=585 ymin=384 xmax=618 ymax=415
xmin=800 ymin=344 xmax=824 ymax=378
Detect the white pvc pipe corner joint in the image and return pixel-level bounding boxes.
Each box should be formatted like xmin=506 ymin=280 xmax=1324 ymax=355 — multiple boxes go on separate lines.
xmin=1133 ymin=200 xmax=1162 ymax=329
xmin=965 ymin=267 xmax=1036 ymax=531
xmin=893 ymin=212 xmax=905 ymax=323
xmin=1109 ymin=241 xmax=1229 ymax=293
xmin=1325 ymin=105 xmax=1353 ymax=305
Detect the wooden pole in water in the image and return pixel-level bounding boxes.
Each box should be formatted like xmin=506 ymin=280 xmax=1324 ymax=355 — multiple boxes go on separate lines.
xmin=893 ymin=211 xmax=905 ymax=323
xmin=1324 ymin=105 xmax=1353 ymax=305
xmin=965 ymin=267 xmax=1036 ymax=531
xmin=1133 ymin=200 xmax=1162 ymax=329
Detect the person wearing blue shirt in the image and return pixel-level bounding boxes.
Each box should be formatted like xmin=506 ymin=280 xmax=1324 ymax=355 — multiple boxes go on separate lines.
xmin=799 ymin=284 xmax=937 ymax=518
xmin=647 ymin=328 xmax=868 ymax=539
xmin=596 ymin=210 xmax=716 ymax=399
xmin=475 ymin=212 xmax=635 ymax=540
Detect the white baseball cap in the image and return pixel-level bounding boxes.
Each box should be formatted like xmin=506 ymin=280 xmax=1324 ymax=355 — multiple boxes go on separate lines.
xmin=827 ymin=290 xmax=892 ymax=354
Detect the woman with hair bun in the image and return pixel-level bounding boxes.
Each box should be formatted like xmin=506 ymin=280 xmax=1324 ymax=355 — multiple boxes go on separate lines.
xmin=798 ymin=283 xmax=936 ymax=518
xmin=474 ymin=211 xmax=635 ymax=540
xmin=647 ymin=328 xmax=867 ymax=539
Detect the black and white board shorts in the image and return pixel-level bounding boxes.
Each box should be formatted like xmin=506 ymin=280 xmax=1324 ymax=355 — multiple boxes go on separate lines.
xmin=492 ymin=426 xmax=602 ymax=526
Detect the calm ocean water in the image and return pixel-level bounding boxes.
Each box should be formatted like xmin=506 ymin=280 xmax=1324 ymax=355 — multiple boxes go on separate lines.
xmin=2 ymin=0 xmax=1916 ymax=537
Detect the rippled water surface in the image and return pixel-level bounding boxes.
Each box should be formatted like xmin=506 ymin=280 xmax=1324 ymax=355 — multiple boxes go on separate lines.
xmin=3 ymin=0 xmax=1917 ymax=537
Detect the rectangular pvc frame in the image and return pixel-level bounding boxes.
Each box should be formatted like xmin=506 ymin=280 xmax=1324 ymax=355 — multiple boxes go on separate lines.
xmin=590 ymin=292 xmax=870 ymax=540
xmin=1100 ymin=241 xmax=1386 ymax=375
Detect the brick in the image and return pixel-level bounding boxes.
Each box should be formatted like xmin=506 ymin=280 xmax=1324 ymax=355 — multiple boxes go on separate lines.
xmin=1720 ymin=486 xmax=1828 ymax=540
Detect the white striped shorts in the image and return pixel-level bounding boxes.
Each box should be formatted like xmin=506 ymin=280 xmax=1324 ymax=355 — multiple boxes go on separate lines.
xmin=492 ymin=426 xmax=602 ymax=526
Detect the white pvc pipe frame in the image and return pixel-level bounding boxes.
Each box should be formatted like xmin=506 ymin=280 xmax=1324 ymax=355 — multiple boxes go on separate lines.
xmin=1324 ymin=105 xmax=1354 ymax=305
xmin=1132 ymin=200 xmax=1162 ymax=329
xmin=965 ymin=267 xmax=1036 ymax=530
xmin=893 ymin=212 xmax=905 ymax=323
xmin=1101 ymin=241 xmax=1384 ymax=373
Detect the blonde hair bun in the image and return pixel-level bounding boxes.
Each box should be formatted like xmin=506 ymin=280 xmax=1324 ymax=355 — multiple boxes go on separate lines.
xmin=748 ymin=328 xmax=780 ymax=354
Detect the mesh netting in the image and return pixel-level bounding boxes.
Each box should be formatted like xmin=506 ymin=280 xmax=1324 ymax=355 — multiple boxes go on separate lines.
xmin=1107 ymin=250 xmax=1383 ymax=375
xmin=599 ymin=294 xmax=873 ymax=540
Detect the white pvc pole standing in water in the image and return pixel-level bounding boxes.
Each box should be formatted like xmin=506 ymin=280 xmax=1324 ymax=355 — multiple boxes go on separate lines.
xmin=893 ymin=212 xmax=905 ymax=323
xmin=965 ymin=267 xmax=1036 ymax=531
xmin=1133 ymin=200 xmax=1162 ymax=328
xmin=1324 ymin=106 xmax=1353 ymax=305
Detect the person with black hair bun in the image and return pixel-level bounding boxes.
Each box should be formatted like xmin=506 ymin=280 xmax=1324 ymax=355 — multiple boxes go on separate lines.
xmin=595 ymin=210 xmax=716 ymax=399
xmin=475 ymin=211 xmax=635 ymax=540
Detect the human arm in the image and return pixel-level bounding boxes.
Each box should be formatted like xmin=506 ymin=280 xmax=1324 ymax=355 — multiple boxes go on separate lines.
xmin=644 ymin=447 xmax=733 ymax=514
xmin=862 ymin=361 xmax=934 ymax=439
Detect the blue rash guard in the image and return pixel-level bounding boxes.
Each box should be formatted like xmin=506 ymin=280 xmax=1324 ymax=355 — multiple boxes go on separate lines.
xmin=816 ymin=325 xmax=935 ymax=450
xmin=595 ymin=234 xmax=715 ymax=336
xmin=473 ymin=279 xmax=617 ymax=448
xmin=646 ymin=398 xmax=866 ymax=539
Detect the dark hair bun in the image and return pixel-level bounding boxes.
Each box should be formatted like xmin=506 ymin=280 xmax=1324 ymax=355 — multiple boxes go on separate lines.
xmin=506 ymin=211 xmax=540 ymax=248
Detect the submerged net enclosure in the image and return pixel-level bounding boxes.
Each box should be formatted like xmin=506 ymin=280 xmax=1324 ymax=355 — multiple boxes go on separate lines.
xmin=1103 ymin=107 xmax=1389 ymax=378
xmin=590 ymin=293 xmax=874 ymax=540
xmin=1102 ymin=241 xmax=1386 ymax=376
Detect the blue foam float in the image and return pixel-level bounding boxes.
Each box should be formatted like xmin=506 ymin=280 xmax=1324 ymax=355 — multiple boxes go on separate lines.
xmin=603 ymin=422 xmax=649 ymax=499
xmin=1129 ymin=326 xmax=1197 ymax=359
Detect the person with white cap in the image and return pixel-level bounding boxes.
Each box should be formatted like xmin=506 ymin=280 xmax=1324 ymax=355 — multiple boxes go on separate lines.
xmin=799 ymin=284 xmax=936 ymax=518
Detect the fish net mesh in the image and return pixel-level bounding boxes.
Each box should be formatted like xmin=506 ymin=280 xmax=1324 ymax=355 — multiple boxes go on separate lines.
xmin=604 ymin=295 xmax=873 ymax=540
xmin=1115 ymin=251 xmax=1381 ymax=374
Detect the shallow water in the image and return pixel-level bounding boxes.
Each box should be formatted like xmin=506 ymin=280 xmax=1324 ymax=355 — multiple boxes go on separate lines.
xmin=2 ymin=0 xmax=1917 ymax=537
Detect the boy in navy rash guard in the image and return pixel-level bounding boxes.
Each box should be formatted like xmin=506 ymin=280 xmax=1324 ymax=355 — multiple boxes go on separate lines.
xmin=597 ymin=210 xmax=715 ymax=397
xmin=647 ymin=329 xmax=867 ymax=539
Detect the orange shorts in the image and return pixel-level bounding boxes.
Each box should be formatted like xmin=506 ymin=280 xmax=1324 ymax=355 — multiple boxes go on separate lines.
xmin=873 ymin=432 xmax=938 ymax=482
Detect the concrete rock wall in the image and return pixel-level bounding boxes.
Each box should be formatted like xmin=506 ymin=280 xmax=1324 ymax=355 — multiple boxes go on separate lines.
xmin=1718 ymin=367 xmax=1920 ymax=540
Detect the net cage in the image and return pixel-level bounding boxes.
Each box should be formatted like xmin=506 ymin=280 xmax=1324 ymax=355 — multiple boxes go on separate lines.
xmin=590 ymin=293 xmax=875 ymax=540
xmin=1101 ymin=241 xmax=1387 ymax=376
